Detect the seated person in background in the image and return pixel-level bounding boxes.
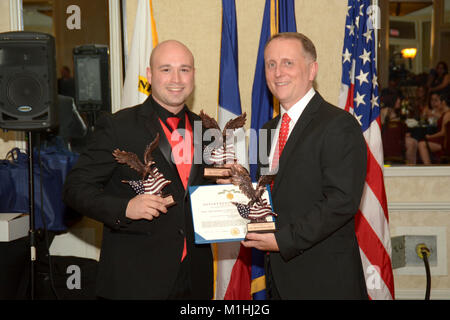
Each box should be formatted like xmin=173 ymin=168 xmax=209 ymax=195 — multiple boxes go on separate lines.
xmin=417 ymin=94 xmax=450 ymax=164
xmin=427 ymin=92 xmax=442 ymax=125
xmin=412 ymin=85 xmax=432 ymax=122
xmin=380 ymin=89 xmax=418 ymax=164
xmin=57 ymin=66 xmax=76 ymax=99
xmin=428 ymin=61 xmax=450 ymax=97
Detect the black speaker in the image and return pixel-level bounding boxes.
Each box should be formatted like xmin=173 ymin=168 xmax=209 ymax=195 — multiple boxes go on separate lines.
xmin=0 ymin=31 xmax=58 ymax=131
xmin=73 ymin=45 xmax=111 ymax=112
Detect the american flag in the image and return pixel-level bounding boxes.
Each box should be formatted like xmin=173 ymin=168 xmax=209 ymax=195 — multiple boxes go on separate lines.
xmin=208 ymin=140 xmax=236 ymax=165
xmin=125 ymin=167 xmax=171 ymax=196
xmin=233 ymin=199 xmax=275 ymax=221
xmin=338 ymin=0 xmax=395 ymax=299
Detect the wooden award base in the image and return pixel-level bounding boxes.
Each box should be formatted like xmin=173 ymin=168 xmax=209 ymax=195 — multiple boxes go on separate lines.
xmin=204 ymin=167 xmax=231 ymax=179
xmin=162 ymin=194 xmax=176 ymax=208
xmin=247 ymin=221 xmax=276 ymax=233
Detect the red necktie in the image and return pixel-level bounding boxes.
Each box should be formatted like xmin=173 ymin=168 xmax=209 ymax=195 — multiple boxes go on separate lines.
xmin=159 ymin=115 xmax=192 ymax=263
xmin=271 ymin=113 xmax=291 ymax=190
xmin=166 ymin=117 xmax=180 ymax=132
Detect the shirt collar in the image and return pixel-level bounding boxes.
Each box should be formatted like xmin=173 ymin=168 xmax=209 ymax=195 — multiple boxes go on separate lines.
xmin=150 ymin=95 xmax=187 ymax=130
xmin=280 ymin=87 xmax=316 ymax=126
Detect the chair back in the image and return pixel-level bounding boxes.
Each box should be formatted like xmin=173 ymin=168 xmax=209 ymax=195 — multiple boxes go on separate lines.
xmin=382 ymin=120 xmax=407 ymax=162
xmin=444 ymin=121 xmax=450 ymax=156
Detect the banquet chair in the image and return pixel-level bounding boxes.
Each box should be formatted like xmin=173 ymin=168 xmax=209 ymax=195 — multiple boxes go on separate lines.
xmin=382 ymin=120 xmax=407 ymax=164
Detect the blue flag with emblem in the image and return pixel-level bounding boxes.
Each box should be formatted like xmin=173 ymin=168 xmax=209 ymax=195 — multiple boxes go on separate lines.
xmin=249 ymin=0 xmax=297 ymax=300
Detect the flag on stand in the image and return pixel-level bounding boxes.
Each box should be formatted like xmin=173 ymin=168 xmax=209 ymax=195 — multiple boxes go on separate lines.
xmin=121 ymin=0 xmax=158 ymax=109
xmin=248 ymin=0 xmax=277 ymax=182
xmin=214 ymin=0 xmax=248 ymax=300
xmin=338 ymin=0 xmax=395 ymax=300
xmin=245 ymin=0 xmax=297 ymax=300
xmin=217 ymin=0 xmax=242 ymax=129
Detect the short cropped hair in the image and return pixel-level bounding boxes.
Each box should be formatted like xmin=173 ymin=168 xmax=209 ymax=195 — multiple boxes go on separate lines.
xmin=265 ymin=32 xmax=317 ymax=62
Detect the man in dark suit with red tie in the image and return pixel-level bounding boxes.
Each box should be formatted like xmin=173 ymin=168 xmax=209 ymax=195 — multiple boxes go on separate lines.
xmin=241 ymin=32 xmax=369 ymax=299
xmin=63 ymin=40 xmax=213 ymax=299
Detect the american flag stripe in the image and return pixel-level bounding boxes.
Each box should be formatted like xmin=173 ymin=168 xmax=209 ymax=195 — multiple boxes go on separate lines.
xmin=360 ymin=184 xmax=391 ymax=252
xmin=339 ymin=0 xmax=394 ymax=300
xmin=210 ymin=143 xmax=236 ymax=163
xmin=143 ymin=176 xmax=170 ymax=194
xmin=248 ymin=210 xmax=273 ymax=220
xmin=248 ymin=200 xmax=273 ymax=219
xmin=365 ymin=147 xmax=389 ymax=218
xmin=358 ymin=247 xmax=393 ymax=299
xmin=363 ymin=121 xmax=383 ymax=164
xmin=356 ymin=214 xmax=394 ymax=298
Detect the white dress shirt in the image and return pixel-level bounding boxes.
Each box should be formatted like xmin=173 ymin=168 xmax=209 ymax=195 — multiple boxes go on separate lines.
xmin=268 ymin=88 xmax=316 ymax=171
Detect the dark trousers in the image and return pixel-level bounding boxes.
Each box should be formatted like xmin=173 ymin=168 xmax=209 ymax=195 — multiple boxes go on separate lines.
xmin=168 ymin=258 xmax=192 ymax=299
xmin=265 ymin=255 xmax=281 ymax=300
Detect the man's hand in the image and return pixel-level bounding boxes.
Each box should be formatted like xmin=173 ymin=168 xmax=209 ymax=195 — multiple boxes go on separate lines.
xmin=241 ymin=232 xmax=279 ymax=252
xmin=125 ymin=194 xmax=168 ymax=221
xmin=215 ymin=164 xmax=232 ymax=184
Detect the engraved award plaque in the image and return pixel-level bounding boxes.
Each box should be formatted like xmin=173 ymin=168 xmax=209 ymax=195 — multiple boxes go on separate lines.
xmin=229 ymin=164 xmax=277 ymax=233
xmin=112 ymin=133 xmax=176 ymax=207
xmin=199 ymin=110 xmax=246 ymax=179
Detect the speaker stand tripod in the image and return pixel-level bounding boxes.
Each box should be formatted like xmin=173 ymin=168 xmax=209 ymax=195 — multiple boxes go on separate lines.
xmin=26 ymin=131 xmax=37 ymax=300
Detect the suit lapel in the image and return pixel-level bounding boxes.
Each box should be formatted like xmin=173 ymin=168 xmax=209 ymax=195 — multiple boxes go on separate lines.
xmin=272 ymin=93 xmax=323 ymax=197
xmin=139 ymin=98 xmax=202 ymax=198
xmin=185 ymin=111 xmax=202 ymax=197
xmin=139 ymin=98 xmax=177 ymax=175
xmin=259 ymin=116 xmax=280 ymax=178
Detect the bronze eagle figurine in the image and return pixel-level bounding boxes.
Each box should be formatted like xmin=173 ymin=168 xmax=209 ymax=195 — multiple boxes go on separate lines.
xmin=112 ymin=133 xmax=160 ymax=180
xmin=199 ymin=110 xmax=246 ymax=147
xmin=229 ymin=163 xmax=275 ymax=207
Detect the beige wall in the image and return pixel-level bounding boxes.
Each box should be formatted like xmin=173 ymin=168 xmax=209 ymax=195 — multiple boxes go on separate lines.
xmin=1 ymin=0 xmax=450 ymax=300
xmin=126 ymin=0 xmax=347 ymax=128
xmin=0 ymin=1 xmax=10 ymax=32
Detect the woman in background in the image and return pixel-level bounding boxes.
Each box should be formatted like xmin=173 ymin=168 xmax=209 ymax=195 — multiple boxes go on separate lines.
xmin=428 ymin=61 xmax=450 ymax=97
xmin=380 ymin=89 xmax=418 ymax=164
xmin=417 ymin=94 xmax=450 ymax=164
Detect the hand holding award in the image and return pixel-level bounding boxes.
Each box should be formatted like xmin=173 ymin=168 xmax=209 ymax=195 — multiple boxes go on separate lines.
xmin=229 ymin=163 xmax=277 ymax=233
xmin=112 ymin=133 xmax=176 ymax=207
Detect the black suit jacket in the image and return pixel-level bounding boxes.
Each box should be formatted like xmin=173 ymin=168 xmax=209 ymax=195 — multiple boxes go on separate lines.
xmin=63 ymin=96 xmax=213 ymax=299
xmin=260 ymin=92 xmax=368 ymax=299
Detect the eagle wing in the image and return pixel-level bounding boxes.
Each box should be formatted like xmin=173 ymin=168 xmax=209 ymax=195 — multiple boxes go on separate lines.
xmin=143 ymin=133 xmax=160 ymax=164
xmin=223 ymin=112 xmax=246 ymax=132
xmin=199 ymin=110 xmax=220 ymax=130
xmin=112 ymin=149 xmax=145 ymax=174
xmin=255 ymin=174 xmax=276 ymax=198
xmin=230 ymin=163 xmax=257 ymax=201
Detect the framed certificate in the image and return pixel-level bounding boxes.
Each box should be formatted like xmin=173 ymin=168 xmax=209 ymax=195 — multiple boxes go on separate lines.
xmin=188 ymin=184 xmax=275 ymax=244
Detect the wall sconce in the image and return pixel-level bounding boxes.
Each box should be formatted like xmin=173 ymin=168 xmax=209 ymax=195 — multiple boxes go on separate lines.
xmin=401 ymin=48 xmax=417 ymax=59
xmin=401 ymin=48 xmax=417 ymax=69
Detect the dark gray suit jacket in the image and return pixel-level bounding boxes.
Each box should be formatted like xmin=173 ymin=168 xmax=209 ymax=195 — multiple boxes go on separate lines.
xmin=260 ymin=92 xmax=368 ymax=299
xmin=63 ymin=96 xmax=213 ymax=299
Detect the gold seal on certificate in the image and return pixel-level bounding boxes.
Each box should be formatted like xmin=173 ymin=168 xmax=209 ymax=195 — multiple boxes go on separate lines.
xmin=229 ymin=164 xmax=277 ymax=233
xmin=112 ymin=133 xmax=175 ymax=207
xmin=199 ymin=110 xmax=246 ymax=179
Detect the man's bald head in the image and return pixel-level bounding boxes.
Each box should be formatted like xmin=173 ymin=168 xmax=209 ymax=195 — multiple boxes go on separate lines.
xmin=149 ymin=40 xmax=194 ymax=70
xmin=146 ymin=40 xmax=195 ymax=113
